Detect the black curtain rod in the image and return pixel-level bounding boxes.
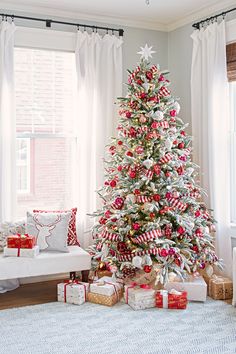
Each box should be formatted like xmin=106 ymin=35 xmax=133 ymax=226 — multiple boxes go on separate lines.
xmin=192 ymin=6 xmax=236 ymax=29
xmin=0 ymin=12 xmax=124 ymax=36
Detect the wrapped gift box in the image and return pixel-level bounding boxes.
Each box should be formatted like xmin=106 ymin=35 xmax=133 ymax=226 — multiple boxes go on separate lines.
xmin=156 ymin=289 xmax=187 ymax=309
xmin=57 ymin=281 xmax=89 ymax=305
xmin=3 ymin=245 xmax=39 ymax=258
xmin=208 ymin=275 xmax=233 ymax=300
xmin=90 ymin=276 xmax=123 ymax=296
xmin=7 ymin=234 xmax=36 ymax=249
xmin=124 ymin=283 xmax=156 ymax=310
xmin=88 ymin=288 xmax=123 ymax=306
xmin=164 ymin=275 xmax=207 ymax=302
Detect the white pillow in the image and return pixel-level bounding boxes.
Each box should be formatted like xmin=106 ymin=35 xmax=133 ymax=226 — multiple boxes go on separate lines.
xmin=26 ymin=211 xmax=71 ymax=252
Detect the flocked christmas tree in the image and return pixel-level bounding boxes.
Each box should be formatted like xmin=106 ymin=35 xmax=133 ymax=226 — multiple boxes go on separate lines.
xmin=88 ymin=45 xmax=222 ymax=284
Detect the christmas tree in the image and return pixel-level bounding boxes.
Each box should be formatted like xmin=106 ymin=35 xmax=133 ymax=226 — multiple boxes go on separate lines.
xmin=89 ymin=45 xmax=222 ymax=284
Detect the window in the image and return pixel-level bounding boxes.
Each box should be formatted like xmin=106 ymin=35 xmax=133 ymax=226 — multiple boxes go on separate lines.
xmin=15 ymin=47 xmax=78 ymax=218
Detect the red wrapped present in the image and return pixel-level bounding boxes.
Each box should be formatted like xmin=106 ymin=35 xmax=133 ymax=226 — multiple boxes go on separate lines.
xmin=156 ymin=289 xmax=187 ymax=309
xmin=7 ymin=234 xmax=36 ymax=249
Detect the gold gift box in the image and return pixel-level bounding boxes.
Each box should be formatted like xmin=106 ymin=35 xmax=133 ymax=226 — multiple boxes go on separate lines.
xmin=88 ymin=288 xmax=123 ymax=307
xmin=208 ymin=275 xmax=233 ymax=300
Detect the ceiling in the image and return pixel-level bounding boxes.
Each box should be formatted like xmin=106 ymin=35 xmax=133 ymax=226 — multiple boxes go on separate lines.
xmin=0 ymin=0 xmax=236 ymax=31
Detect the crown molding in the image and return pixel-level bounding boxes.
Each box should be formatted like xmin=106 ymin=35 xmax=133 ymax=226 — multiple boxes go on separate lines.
xmin=167 ymin=0 xmax=236 ymax=32
xmin=0 ymin=1 xmax=168 ymax=32
xmin=0 ymin=0 xmax=235 ymax=33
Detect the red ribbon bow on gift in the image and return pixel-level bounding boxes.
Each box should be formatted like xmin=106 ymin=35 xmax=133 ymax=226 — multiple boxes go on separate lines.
xmin=63 ymin=279 xmax=87 ymax=303
xmin=16 ymin=233 xmax=30 ymax=257
xmin=125 ymin=282 xmax=151 ymax=304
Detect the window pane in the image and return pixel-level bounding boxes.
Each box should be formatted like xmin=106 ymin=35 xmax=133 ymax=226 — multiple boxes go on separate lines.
xmin=15 ymin=48 xmax=77 ymax=218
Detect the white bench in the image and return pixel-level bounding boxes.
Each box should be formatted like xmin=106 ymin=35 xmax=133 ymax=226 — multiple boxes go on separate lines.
xmin=0 ymin=246 xmax=91 ymax=282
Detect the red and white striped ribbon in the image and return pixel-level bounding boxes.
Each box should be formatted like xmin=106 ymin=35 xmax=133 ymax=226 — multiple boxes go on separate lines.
xmin=158 ymin=121 xmax=169 ymax=128
xmin=157 ymin=86 xmax=170 ymax=99
xmin=101 ymin=230 xmax=121 ymax=241
xmin=117 ymin=247 xmax=160 ymax=261
xmin=169 ymin=198 xmax=187 ymax=211
xmin=159 ymin=153 xmax=172 ymax=164
xmin=145 ymin=169 xmax=154 ymax=179
xmin=134 ymin=229 xmax=162 ymax=244
xmin=184 ymin=148 xmax=191 ymax=155
xmin=136 ymin=195 xmax=153 ymax=203
xmin=137 ymin=126 xmax=149 ymax=134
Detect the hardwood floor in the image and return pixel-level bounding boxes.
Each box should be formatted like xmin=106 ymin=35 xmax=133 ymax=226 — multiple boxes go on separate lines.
xmin=0 ymin=280 xmax=59 ymax=310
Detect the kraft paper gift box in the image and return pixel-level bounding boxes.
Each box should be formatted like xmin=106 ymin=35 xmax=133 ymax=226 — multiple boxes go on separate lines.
xmin=124 ymin=283 xmax=156 ymax=310
xmin=57 ymin=281 xmax=89 ymax=305
xmin=156 ymin=289 xmax=188 ymax=309
xmin=208 ymin=275 xmax=233 ymax=300
xmin=7 ymin=234 xmax=36 ymax=249
xmin=88 ymin=288 xmax=123 ymax=306
xmin=164 ymin=275 xmax=207 ymax=302
xmin=90 ymin=276 xmax=123 ymax=296
xmin=3 ymin=245 xmax=39 ymax=258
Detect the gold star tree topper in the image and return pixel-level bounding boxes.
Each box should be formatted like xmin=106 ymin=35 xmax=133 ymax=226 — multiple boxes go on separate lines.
xmin=137 ymin=44 xmax=156 ymax=60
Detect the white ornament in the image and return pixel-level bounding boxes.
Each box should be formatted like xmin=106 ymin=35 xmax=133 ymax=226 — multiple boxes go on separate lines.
xmin=137 ymin=44 xmax=156 ymax=60
xmin=143 ymin=159 xmax=153 ymax=169
xmin=143 ymin=83 xmax=150 ymax=92
xmin=132 ymin=256 xmax=143 ymax=269
xmin=173 ymin=101 xmax=180 ymax=114
xmin=165 ymin=138 xmax=173 ymax=151
xmin=143 ymin=255 xmax=153 ymax=266
xmin=152 ymin=110 xmax=164 ymax=121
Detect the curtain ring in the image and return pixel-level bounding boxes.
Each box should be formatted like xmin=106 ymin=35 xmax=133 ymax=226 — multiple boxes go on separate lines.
xmin=106 ymin=28 xmax=109 ymax=34
xmin=222 ymin=12 xmax=226 ymax=20
xmin=77 ymin=25 xmax=80 ymax=31
xmin=11 ymin=15 xmax=14 ymax=23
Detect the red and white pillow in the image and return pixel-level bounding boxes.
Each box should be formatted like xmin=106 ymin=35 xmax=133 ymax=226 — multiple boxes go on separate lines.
xmin=33 ymin=207 xmax=80 ymax=246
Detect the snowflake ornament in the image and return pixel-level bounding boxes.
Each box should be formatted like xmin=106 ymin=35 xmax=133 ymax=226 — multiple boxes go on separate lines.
xmin=137 ymin=44 xmax=156 ymax=60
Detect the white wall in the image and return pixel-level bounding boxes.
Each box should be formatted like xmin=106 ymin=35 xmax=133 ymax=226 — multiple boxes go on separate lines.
xmin=168 ymin=9 xmax=236 ymax=134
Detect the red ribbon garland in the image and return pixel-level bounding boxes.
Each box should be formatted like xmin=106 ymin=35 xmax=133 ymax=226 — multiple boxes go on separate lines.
xmin=63 ymin=280 xmax=87 ymax=303
xmin=125 ymin=282 xmax=151 ymax=303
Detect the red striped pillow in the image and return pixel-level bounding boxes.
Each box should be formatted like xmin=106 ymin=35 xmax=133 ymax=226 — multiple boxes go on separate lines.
xmin=33 ymin=207 xmax=79 ymax=246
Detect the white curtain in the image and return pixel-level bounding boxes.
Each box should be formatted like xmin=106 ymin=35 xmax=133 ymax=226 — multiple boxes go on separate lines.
xmin=74 ymin=32 xmax=123 ymax=248
xmin=0 ymin=21 xmax=16 ymax=224
xmin=0 ymin=21 xmax=19 ymax=293
xmin=191 ymin=21 xmax=232 ymax=275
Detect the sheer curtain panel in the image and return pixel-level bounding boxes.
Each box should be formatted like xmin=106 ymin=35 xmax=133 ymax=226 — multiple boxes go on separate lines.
xmin=191 ymin=21 xmax=231 ymax=275
xmin=74 ymin=32 xmax=123 ymax=248
xmin=0 ymin=21 xmax=19 ymax=292
xmin=0 ymin=21 xmax=16 ymax=223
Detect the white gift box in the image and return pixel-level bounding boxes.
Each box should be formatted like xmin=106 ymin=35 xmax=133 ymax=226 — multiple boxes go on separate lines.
xmin=57 ymin=281 xmax=89 ymax=305
xmin=90 ymin=276 xmax=123 ymax=296
xmin=3 ymin=245 xmax=39 ymax=258
xmin=164 ymin=275 xmax=207 ymax=302
xmin=124 ymin=284 xmax=156 ymax=310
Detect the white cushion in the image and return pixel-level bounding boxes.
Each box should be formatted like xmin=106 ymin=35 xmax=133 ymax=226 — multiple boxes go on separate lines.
xmin=0 ymin=246 xmax=91 ymax=281
xmin=26 ymin=211 xmax=71 ymax=252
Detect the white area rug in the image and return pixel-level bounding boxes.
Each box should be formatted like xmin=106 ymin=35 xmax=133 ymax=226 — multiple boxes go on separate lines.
xmin=0 ymin=299 xmax=235 ymax=354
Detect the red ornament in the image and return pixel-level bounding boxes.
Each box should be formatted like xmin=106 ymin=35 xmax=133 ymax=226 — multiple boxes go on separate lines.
xmin=165 ymin=171 xmax=171 ymax=177
xmin=99 ymin=217 xmax=107 ymax=225
xmin=136 ymin=79 xmax=143 ymax=85
xmin=143 ymin=265 xmax=152 ymax=273
xmin=170 ymin=110 xmax=177 ymax=117
xmin=117 ymin=165 xmax=123 ymax=172
xmin=151 ymin=122 xmax=159 ymax=129
xmin=114 ymin=197 xmax=124 ymax=209
xmin=140 ymin=92 xmax=147 ymax=99
xmin=110 ymin=249 xmax=116 ymax=257
xmin=126 ymin=111 xmax=132 ymax=118
xmin=135 ymin=146 xmax=144 ymax=155
xmin=179 ymin=155 xmax=187 ymax=162
xmin=153 ymin=164 xmax=161 ymax=175
xmin=165 ymin=192 xmax=172 ymax=199
xmin=134 ymin=189 xmax=141 ymax=195
xmin=129 ymin=127 xmax=137 ymax=137
xmin=178 ymin=142 xmax=185 ymax=149
xmin=195 ymin=210 xmax=201 ymax=217
xmin=129 ymin=171 xmax=136 ymax=179
xmin=200 ymin=262 xmax=206 ymax=269
xmin=110 ymin=180 xmax=117 ymax=188
xmin=158 ymin=74 xmax=165 ymax=82
xmin=153 ymin=194 xmax=161 ymax=202
xmin=192 ymin=245 xmax=199 ymax=253
xmin=117 ymin=140 xmax=123 ymax=145
xmin=195 ymin=228 xmax=203 ymax=237
xmin=146 ymin=71 xmax=153 ymax=80
xmin=126 ymin=151 xmax=133 ymax=157
xmin=150 ymin=212 xmax=155 ymax=218
xmin=177 ymin=226 xmax=185 ymax=235
xmin=132 ymin=223 xmax=140 ymax=230
xmin=168 ymin=248 xmax=175 ymax=255
xmin=180 ymin=131 xmax=186 ymax=136
xmin=160 ymin=248 xmax=168 ymax=257
xmin=177 ymin=166 xmax=184 ymax=175
xmin=173 ymin=140 xmax=178 ymax=145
